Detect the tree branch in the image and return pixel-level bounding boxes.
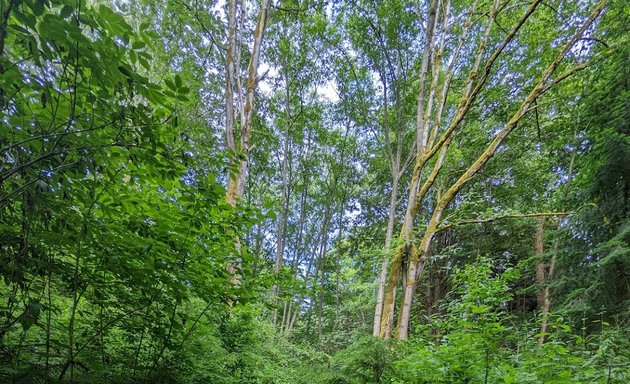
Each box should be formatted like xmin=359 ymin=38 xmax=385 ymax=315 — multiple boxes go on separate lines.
xmin=436 ymin=211 xmax=572 ymax=232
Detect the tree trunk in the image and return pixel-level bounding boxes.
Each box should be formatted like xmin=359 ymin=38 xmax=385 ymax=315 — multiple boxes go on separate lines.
xmin=224 ymin=0 xmax=237 ymax=158
xmin=372 ymin=25 xmax=407 ymax=337
xmin=225 ymin=0 xmax=272 ymax=206
xmin=273 ymin=87 xmax=292 ymax=327
xmin=540 ymin=126 xmax=578 ymax=343
xmin=378 ymin=0 xmax=440 ymax=340
xmin=539 ymin=239 xmax=556 ymax=344
xmin=314 ymin=193 xmax=334 ymax=348
xmin=397 ymin=206 xmax=443 ymax=339
xmin=373 ymin=174 xmax=399 ymax=336
xmin=534 ymin=216 xmax=549 ymax=345
xmin=535 ymin=217 xmax=546 ymax=312
xmin=223 ymin=0 xmax=272 ymax=283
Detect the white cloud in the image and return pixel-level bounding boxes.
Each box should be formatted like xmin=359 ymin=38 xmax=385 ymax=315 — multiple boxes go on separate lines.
xmin=316 ymin=81 xmax=339 ymax=103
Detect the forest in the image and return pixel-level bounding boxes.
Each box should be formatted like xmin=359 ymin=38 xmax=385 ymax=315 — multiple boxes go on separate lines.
xmin=0 ymin=0 xmax=629 ymax=382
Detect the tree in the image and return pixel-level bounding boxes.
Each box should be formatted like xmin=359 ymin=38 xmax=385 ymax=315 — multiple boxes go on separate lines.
xmin=225 ymin=0 xmax=273 ymax=206
xmin=377 ymin=0 xmax=608 ymax=340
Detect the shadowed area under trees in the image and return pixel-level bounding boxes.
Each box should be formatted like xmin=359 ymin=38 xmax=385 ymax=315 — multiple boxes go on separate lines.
xmin=0 ymin=0 xmax=628 ymax=382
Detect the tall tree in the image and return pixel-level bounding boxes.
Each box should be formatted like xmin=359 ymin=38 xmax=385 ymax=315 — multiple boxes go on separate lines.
xmin=225 ymin=0 xmax=273 ymax=206
xmin=377 ymin=0 xmax=608 ymax=339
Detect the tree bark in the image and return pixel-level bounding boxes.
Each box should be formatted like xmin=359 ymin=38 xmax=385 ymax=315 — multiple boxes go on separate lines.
xmin=378 ymin=0 xmax=440 ymax=340
xmin=372 ymin=37 xmax=405 ymax=337
xmin=535 ymin=218 xmax=546 ymax=315
xmin=381 ymin=0 xmax=500 ymax=339
xmin=273 ymin=78 xmax=292 ymax=328
xmin=223 ymin=0 xmax=272 ymax=283
xmin=225 ymin=0 xmax=237 ymax=157
xmin=373 ymin=175 xmax=398 ymax=336
xmin=226 ymin=0 xmax=272 ymax=206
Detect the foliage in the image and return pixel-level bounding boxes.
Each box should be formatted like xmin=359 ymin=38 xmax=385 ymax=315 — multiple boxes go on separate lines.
xmin=552 ymin=0 xmax=630 ymax=326
xmin=331 ymin=335 xmax=392 ymax=384
xmin=0 ymin=0 xmax=628 ymax=382
xmin=390 ymin=260 xmax=630 ymax=383
xmin=0 ymin=0 xmax=252 ymax=382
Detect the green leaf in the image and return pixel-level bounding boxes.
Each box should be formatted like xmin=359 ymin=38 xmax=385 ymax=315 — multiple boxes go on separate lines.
xmin=139 ymin=57 xmax=150 ymax=70
xmin=13 ymin=9 xmax=38 ymax=30
xmin=165 ymin=79 xmax=177 ymax=91
xmin=118 ymin=65 xmax=133 ymax=78
xmin=59 ymin=5 xmax=74 ymax=19
xmin=27 ymin=0 xmax=46 ymax=16
xmin=8 ymin=24 xmax=31 ymax=35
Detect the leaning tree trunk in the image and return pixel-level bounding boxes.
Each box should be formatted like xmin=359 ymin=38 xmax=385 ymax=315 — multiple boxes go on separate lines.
xmin=379 ymin=0 xmax=440 ymax=339
xmin=381 ymin=0 xmax=606 ymax=339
